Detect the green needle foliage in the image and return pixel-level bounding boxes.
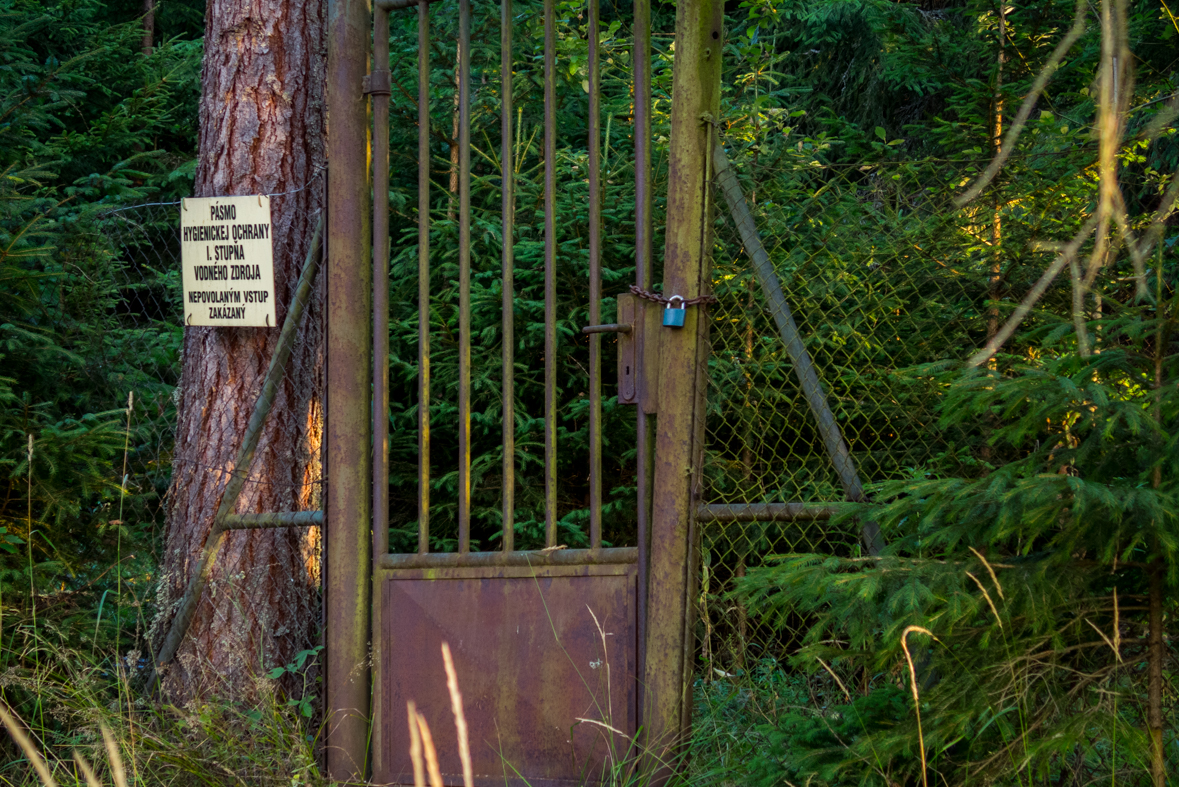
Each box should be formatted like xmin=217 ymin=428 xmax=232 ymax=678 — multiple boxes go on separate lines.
xmin=704 ymin=0 xmax=1177 ymax=784
xmin=382 ymin=0 xmax=680 ymax=552
xmin=1 ymin=0 xmax=204 ymax=775
xmin=737 ymin=304 xmax=1179 ymax=784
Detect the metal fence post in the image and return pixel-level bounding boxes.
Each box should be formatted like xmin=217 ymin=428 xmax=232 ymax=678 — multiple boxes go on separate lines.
xmin=326 ymin=0 xmax=373 ymax=776
xmin=643 ymin=0 xmax=723 ymax=776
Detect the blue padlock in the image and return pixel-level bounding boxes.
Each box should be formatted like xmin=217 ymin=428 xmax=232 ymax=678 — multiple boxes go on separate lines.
xmin=663 ymin=295 xmax=686 ymax=327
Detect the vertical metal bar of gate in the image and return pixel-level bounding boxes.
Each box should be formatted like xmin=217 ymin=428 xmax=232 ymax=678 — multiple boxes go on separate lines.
xmin=417 ymin=0 xmax=431 ymax=556
xmin=373 ymin=3 xmax=391 ymax=562
xmin=325 ymin=0 xmax=372 ymax=775
xmin=633 ymin=0 xmax=653 ymax=719
xmin=501 ymin=0 xmax=515 ymax=551
xmin=371 ymin=7 xmax=391 ymax=772
xmin=587 ymin=0 xmax=602 ymax=551
xmin=457 ymin=0 xmax=473 ymax=553
xmin=542 ymin=0 xmax=558 ymax=548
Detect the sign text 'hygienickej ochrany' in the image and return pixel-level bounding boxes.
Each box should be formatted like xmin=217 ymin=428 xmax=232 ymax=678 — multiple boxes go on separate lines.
xmin=180 ymin=195 xmax=276 ymax=327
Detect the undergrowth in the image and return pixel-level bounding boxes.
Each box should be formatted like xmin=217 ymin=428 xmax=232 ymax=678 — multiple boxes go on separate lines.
xmin=0 ymin=593 xmax=325 ymax=787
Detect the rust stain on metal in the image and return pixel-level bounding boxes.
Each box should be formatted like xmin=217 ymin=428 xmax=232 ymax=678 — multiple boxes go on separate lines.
xmin=632 ymin=0 xmax=653 ymax=728
xmin=325 ymin=0 xmax=373 ymax=772
xmin=639 ymin=302 xmax=661 ymax=416
xmin=644 ymin=0 xmax=724 ymax=775
xmin=375 ymin=568 xmax=637 ymax=786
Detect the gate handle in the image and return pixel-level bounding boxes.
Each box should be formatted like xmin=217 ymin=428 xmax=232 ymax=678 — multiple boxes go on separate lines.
xmin=581 ymin=323 xmax=632 ymax=335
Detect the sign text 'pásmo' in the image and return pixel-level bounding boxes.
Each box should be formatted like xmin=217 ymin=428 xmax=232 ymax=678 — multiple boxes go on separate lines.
xmin=180 ymin=195 xmax=276 ymax=327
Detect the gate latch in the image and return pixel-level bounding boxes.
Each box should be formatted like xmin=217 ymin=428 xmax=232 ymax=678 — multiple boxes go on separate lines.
xmin=581 ymin=293 xmax=659 ymax=412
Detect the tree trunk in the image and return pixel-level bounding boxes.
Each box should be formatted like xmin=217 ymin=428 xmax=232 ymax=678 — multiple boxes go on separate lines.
xmin=151 ymin=0 xmax=325 ymax=702
xmin=987 ymin=2 xmax=1006 ymax=345
xmin=1147 ymin=561 xmax=1164 ymax=787
xmin=142 ymin=0 xmax=155 ymax=56
xmin=448 ymin=49 xmax=460 ymax=222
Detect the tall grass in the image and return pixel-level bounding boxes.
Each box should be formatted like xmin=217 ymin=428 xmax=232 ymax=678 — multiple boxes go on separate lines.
xmin=0 ymin=628 xmax=326 ymax=787
xmin=1 ymin=412 xmax=326 ymax=787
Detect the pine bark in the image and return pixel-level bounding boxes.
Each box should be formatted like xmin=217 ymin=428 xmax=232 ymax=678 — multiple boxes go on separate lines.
xmin=142 ymin=0 xmax=154 ymax=56
xmin=152 ymin=0 xmax=325 ymax=701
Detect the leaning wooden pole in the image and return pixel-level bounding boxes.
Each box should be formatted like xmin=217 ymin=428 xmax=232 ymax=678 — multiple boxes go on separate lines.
xmin=643 ymin=0 xmax=723 ymax=777
xmin=712 ymin=142 xmax=884 ymax=557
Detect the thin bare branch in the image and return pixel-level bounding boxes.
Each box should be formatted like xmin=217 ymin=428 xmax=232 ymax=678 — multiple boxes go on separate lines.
xmin=955 ymin=0 xmax=1089 ymax=207
xmin=968 ymin=214 xmax=1100 ymax=368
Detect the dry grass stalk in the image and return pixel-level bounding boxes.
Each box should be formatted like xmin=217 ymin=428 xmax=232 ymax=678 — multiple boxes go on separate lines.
xmin=586 ymin=605 xmax=614 ymax=724
xmin=100 ymin=725 xmax=127 ymax=787
xmin=415 ymin=709 xmax=444 ymax=787
xmin=968 ymin=547 xmax=1005 ymax=599
xmin=954 ymin=0 xmax=1088 ymax=206
xmin=407 ymin=700 xmax=426 ymax=787
xmin=440 ymin=642 xmax=473 ymax=787
xmin=967 ymin=214 xmax=1099 ymax=367
xmin=1085 ymin=619 xmax=1123 ymax=663
xmin=1112 ymin=587 xmax=1120 ymax=655
xmin=71 ymin=751 xmax=102 ymax=787
xmin=966 ymin=571 xmax=1003 ymax=628
xmin=0 ymin=699 xmax=60 ymax=787
xmin=963 ymin=0 xmax=1179 ymax=365
xmin=574 ymin=717 xmax=626 ymax=737
xmin=816 ymin=657 xmax=852 ymax=702
xmin=901 ymin=625 xmax=937 ymax=787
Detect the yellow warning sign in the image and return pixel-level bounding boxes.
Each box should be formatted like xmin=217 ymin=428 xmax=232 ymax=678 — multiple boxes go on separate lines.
xmin=180 ymin=195 xmax=276 ymax=327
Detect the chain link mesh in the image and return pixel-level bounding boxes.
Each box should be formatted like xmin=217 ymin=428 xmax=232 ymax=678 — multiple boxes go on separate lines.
xmin=92 ymin=202 xmax=187 ymax=543
xmin=696 ymin=133 xmax=1178 ymax=777
xmin=92 ymin=197 xmax=325 ymax=697
xmin=700 ymin=155 xmax=986 ymax=670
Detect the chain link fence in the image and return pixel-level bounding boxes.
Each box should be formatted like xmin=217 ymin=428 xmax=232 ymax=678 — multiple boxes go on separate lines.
xmin=93 ymin=194 xmax=326 ymax=699
xmin=85 ymin=142 xmax=1174 ymax=779
xmin=700 ymin=152 xmax=992 ymax=669
xmin=695 ymin=132 xmax=1178 ymax=778
xmin=92 ymin=202 xmax=187 ymax=549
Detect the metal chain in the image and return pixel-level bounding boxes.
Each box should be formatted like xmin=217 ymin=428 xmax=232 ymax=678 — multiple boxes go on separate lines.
xmin=628 ymin=284 xmax=717 ymax=307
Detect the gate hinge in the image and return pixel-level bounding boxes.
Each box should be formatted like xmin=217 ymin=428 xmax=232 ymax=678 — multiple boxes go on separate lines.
xmin=363 ymin=69 xmax=392 ymax=96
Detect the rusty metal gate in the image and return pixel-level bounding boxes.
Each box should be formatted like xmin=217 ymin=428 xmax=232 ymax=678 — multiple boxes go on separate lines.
xmin=320 ymin=0 xmax=723 ymax=780
xmin=365 ymin=0 xmax=652 ymax=783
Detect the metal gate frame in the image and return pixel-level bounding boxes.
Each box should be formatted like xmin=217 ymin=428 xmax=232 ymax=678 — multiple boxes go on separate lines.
xmin=321 ymin=0 xmax=725 ymax=780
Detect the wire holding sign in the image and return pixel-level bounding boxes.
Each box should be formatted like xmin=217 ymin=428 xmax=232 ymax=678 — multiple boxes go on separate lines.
xmin=180 ymin=195 xmax=277 ymax=326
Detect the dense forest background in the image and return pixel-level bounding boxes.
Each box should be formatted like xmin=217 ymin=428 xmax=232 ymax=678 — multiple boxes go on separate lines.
xmin=1 ymin=0 xmax=1176 ymax=783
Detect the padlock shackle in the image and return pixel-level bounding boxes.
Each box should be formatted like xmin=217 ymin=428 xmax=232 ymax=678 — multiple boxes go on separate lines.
xmin=666 ymin=294 xmax=685 ymax=308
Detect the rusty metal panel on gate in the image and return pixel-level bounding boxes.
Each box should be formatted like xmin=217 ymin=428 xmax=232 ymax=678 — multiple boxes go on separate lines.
xmin=375 ymin=564 xmax=637 ymax=787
